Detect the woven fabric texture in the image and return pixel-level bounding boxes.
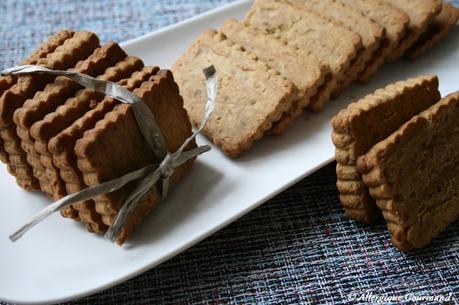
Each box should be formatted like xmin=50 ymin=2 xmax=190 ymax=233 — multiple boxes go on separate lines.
xmin=1 ymin=1 xmax=459 ymax=304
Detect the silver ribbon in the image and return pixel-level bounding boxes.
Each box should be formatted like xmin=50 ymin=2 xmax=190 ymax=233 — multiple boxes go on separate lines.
xmin=1 ymin=65 xmax=167 ymax=159
xmin=3 ymin=64 xmax=217 ymax=243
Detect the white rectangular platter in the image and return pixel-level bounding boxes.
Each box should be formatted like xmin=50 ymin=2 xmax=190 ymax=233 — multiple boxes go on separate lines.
xmin=1 ymin=1 xmax=459 ymax=304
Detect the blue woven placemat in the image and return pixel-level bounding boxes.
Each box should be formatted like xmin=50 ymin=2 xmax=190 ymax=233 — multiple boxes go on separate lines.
xmin=1 ymin=1 xmax=459 ymax=304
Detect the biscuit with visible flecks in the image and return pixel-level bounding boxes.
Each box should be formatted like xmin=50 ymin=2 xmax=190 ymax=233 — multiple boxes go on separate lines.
xmin=244 ymin=0 xmax=361 ymax=111
xmin=285 ymin=0 xmax=384 ymax=85
xmin=220 ymin=19 xmax=331 ymax=134
xmin=384 ymin=0 xmax=442 ymax=61
xmin=173 ymin=29 xmax=297 ymax=157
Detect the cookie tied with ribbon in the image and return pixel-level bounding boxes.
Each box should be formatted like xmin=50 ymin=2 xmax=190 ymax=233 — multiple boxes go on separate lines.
xmin=0 ymin=33 xmax=216 ymax=244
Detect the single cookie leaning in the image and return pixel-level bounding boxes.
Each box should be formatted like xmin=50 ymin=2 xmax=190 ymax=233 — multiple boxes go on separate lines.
xmin=406 ymin=2 xmax=459 ymax=60
xmin=48 ymin=66 xmax=159 ymax=232
xmin=0 ymin=31 xmax=100 ymax=191
xmin=341 ymin=0 xmax=410 ymax=82
xmin=384 ymin=0 xmax=442 ymax=61
xmin=285 ymin=0 xmax=384 ymax=85
xmin=74 ymin=70 xmax=195 ymax=244
xmin=244 ymin=0 xmax=362 ymax=111
xmin=331 ymin=75 xmax=440 ymax=223
xmin=220 ymin=19 xmax=331 ymax=135
xmin=173 ymin=29 xmax=297 ymax=157
xmin=357 ymin=91 xmax=459 ymax=251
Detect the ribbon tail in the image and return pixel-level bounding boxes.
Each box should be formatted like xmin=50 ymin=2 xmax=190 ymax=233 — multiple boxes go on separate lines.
xmin=104 ymin=170 xmax=161 ymax=241
xmin=9 ymin=163 xmax=157 ymax=242
xmin=172 ymin=145 xmax=211 ymax=167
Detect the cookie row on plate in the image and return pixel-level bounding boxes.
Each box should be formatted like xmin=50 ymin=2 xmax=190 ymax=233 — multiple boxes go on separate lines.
xmin=173 ymin=0 xmax=458 ymax=157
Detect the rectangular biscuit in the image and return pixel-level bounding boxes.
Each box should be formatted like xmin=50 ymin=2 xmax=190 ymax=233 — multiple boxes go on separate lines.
xmin=0 ymin=31 xmax=100 ymax=191
xmin=344 ymin=0 xmax=410 ymax=82
xmin=220 ymin=19 xmax=331 ymax=134
xmin=30 ymin=55 xmax=144 ymax=202
xmin=405 ymin=2 xmax=459 ymax=60
xmin=331 ymin=75 xmax=440 ymax=223
xmin=74 ymin=70 xmax=195 ymax=244
xmin=286 ymin=0 xmax=385 ymax=85
xmin=244 ymin=0 xmax=362 ymax=111
xmin=13 ymin=42 xmax=128 ymax=199
xmin=385 ymin=0 xmax=442 ymax=61
xmin=357 ymin=91 xmax=459 ymax=251
xmin=48 ymin=66 xmax=159 ymax=231
xmin=173 ymin=29 xmax=297 ymax=157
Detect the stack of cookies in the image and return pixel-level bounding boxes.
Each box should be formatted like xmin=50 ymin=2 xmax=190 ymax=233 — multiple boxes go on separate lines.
xmin=173 ymin=0 xmax=459 ymax=157
xmin=0 ymin=30 xmax=196 ymax=244
xmin=332 ymin=75 xmax=459 ymax=251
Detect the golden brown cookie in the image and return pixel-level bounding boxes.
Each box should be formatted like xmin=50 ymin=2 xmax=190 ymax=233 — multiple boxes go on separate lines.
xmin=173 ymin=29 xmax=297 ymax=157
xmin=384 ymin=0 xmax=442 ymax=61
xmin=332 ymin=75 xmax=440 ymax=223
xmin=357 ymin=91 xmax=459 ymax=251
xmin=244 ymin=0 xmax=362 ymax=111
xmin=343 ymin=0 xmax=410 ymax=82
xmin=220 ymin=19 xmax=331 ymax=134
xmin=406 ymin=2 xmax=459 ymax=60
xmin=285 ymin=0 xmax=385 ymax=85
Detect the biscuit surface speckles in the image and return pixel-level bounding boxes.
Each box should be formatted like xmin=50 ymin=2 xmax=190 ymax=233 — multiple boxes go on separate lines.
xmin=406 ymin=3 xmax=459 ymax=60
xmin=344 ymin=0 xmax=410 ymax=82
xmin=384 ymin=0 xmax=442 ymax=61
xmin=332 ymin=75 xmax=440 ymax=223
xmin=244 ymin=0 xmax=361 ymax=111
xmin=173 ymin=29 xmax=297 ymax=157
xmin=286 ymin=0 xmax=384 ymax=85
xmin=357 ymin=91 xmax=459 ymax=251
xmin=220 ymin=19 xmax=329 ymax=134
